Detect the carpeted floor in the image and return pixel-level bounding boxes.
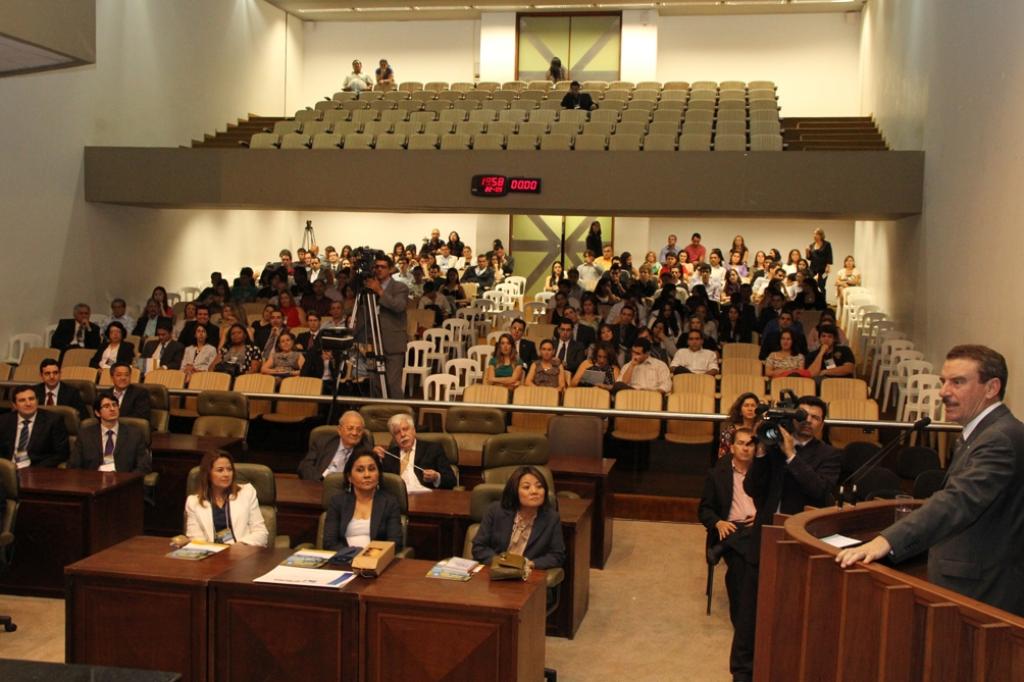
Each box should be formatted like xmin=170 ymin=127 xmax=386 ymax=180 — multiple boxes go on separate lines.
xmin=0 ymin=520 xmax=734 ymax=680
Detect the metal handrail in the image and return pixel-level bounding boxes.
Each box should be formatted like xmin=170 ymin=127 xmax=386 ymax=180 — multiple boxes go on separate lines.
xmin=0 ymin=380 xmax=960 ymax=432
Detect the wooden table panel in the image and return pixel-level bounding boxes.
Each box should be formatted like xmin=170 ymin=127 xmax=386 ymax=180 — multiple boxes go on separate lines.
xmin=210 ymin=549 xmax=360 ymax=682
xmin=147 ymin=434 xmax=244 ymax=536
xmin=66 ymin=536 xmax=263 ymax=682
xmin=0 ymin=469 xmax=143 ymax=597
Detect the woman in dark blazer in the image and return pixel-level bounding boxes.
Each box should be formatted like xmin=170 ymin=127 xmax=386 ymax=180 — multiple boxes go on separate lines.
xmin=322 ymin=452 xmax=402 ymax=552
xmin=89 ymin=321 xmax=135 ymax=369
xmin=472 ymin=466 xmax=565 ymax=570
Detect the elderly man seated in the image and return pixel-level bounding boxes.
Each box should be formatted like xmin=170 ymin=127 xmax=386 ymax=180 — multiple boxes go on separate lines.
xmin=374 ymin=413 xmax=456 ymax=492
xmin=297 ymin=410 xmax=372 ymax=481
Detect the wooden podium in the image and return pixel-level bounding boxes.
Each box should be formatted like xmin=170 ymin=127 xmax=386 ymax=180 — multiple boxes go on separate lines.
xmin=755 ymin=500 xmax=1024 ymax=682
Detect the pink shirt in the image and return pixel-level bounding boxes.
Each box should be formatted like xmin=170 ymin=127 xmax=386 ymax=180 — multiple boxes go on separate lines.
xmin=728 ymin=465 xmax=757 ymax=523
xmin=684 ymin=243 xmax=706 ymax=264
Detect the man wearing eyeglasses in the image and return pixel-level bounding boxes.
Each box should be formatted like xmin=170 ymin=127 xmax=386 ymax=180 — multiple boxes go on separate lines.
xmin=360 ymin=254 xmax=408 ymax=399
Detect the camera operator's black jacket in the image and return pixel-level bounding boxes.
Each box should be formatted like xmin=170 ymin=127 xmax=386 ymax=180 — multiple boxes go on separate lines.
xmin=743 ymin=438 xmax=841 ymax=561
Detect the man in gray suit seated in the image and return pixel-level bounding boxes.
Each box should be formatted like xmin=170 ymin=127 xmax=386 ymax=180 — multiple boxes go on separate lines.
xmin=837 ymin=345 xmax=1024 ymax=616
xmin=72 ymin=394 xmax=151 ymax=474
xmin=361 ymin=253 xmax=408 ymax=399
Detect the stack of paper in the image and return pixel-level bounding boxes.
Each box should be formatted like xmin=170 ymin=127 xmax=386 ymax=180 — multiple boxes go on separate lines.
xmin=427 ymin=557 xmax=482 ymax=581
xmin=253 ymin=565 xmax=356 ymax=589
xmin=167 ymin=541 xmax=229 ymax=561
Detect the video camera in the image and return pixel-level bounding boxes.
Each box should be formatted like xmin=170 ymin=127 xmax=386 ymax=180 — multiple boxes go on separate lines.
xmin=755 ymin=389 xmax=808 ymax=446
xmin=349 ymin=246 xmax=386 ymax=292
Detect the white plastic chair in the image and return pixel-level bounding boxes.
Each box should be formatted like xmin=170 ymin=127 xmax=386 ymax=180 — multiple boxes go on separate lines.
xmin=901 ymin=373 xmax=942 ymax=422
xmin=467 ymin=344 xmax=494 ymax=374
xmin=400 ymin=340 xmax=433 ymax=397
xmin=840 ymin=290 xmax=873 ymax=334
xmin=486 ymin=330 xmax=504 ymax=346
xmin=872 ymin=338 xmax=914 ymax=398
xmin=419 ymin=373 xmax=459 ymax=429
xmin=534 ymin=291 xmax=555 ymax=304
xmin=181 ymin=287 xmax=201 ymax=302
xmin=7 ymin=333 xmax=44 ymax=363
xmin=43 ymin=324 xmax=59 ymax=347
xmin=492 ymin=310 xmax=519 ymax=332
xmin=854 ymin=311 xmax=887 ymax=365
xmin=891 ymin=359 xmax=934 ymax=417
xmin=444 ymin=358 xmax=482 ymax=398
xmin=881 ymin=351 xmax=925 ymax=412
xmin=863 ymin=321 xmax=900 ymax=376
xmin=442 ymin=318 xmax=471 ymax=358
xmin=868 ymin=329 xmax=909 ymax=393
xmin=523 ymin=302 xmax=547 ymax=324
xmin=422 ymin=327 xmax=452 ymax=372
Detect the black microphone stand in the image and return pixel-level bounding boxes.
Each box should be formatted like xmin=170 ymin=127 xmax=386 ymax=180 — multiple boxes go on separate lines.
xmin=836 ymin=417 xmax=931 ymax=508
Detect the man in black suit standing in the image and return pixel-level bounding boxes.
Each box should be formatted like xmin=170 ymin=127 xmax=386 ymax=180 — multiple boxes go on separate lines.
xmin=560 ymin=81 xmax=598 ymax=111
xmin=738 ymin=395 xmax=841 ymax=682
xmin=34 ymin=359 xmax=87 ymax=419
xmin=297 ymin=411 xmax=371 ymax=481
xmin=699 ymin=427 xmax=759 ymax=682
xmin=177 ymin=305 xmax=219 ymax=350
xmin=837 ymin=345 xmax=1024 ymax=617
xmin=375 ymin=413 xmax=456 ymax=491
xmin=104 ymin=363 xmax=151 ymax=423
xmin=553 ymin=320 xmax=587 ymax=374
xmin=71 ymin=394 xmax=151 ymax=473
xmin=0 ymin=385 xmax=69 ymax=468
xmin=140 ymin=320 xmax=185 ymax=370
xmin=50 ymin=303 xmax=101 ymax=354
xmin=509 ymin=319 xmax=537 ymax=368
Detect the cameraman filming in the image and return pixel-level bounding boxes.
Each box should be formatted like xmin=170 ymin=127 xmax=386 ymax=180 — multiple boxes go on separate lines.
xmin=728 ymin=395 xmax=841 ymax=682
xmin=357 ymin=253 xmax=408 ymax=398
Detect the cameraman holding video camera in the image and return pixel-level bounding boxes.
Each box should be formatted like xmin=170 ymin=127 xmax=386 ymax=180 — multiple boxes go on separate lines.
xmin=352 ymin=251 xmax=408 ymax=399
xmin=724 ymin=395 xmax=841 ymax=682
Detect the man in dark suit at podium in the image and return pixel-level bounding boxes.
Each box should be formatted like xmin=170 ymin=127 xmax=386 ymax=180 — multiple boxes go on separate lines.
xmin=838 ymin=345 xmax=1024 ymax=617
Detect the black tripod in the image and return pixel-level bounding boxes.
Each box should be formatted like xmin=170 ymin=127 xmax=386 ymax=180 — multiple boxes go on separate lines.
xmin=350 ymin=288 xmax=389 ymax=400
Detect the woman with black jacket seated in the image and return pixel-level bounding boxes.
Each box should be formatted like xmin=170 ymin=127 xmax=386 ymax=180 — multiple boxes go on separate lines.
xmin=472 ymin=466 xmax=565 ymax=571
xmin=90 ymin=321 xmax=135 ymax=369
xmin=322 ymin=452 xmax=402 ymax=552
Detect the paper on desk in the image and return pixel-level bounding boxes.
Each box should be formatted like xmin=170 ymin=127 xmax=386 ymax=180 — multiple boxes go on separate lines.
xmin=253 ymin=565 xmax=356 ymax=589
xmin=167 ymin=541 xmax=229 ymax=561
xmin=820 ymin=534 xmax=862 ymax=549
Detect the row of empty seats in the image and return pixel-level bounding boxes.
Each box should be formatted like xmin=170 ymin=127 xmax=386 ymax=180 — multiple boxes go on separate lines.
xmin=364 ymin=79 xmax=777 ymax=94
xmin=251 ymin=130 xmax=783 ymax=152
xmin=309 ymin=95 xmax=780 ymax=115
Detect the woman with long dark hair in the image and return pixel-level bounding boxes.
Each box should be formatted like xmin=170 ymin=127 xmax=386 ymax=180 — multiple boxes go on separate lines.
xmin=322 ymin=451 xmax=402 ymax=552
xmin=184 ymin=450 xmax=268 ymax=547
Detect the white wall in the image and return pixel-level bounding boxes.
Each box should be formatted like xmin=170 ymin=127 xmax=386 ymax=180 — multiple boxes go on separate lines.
xmin=0 ymin=0 xmax=290 ymax=339
xmin=621 ymin=10 xmax=658 ymax=83
xmin=479 ymin=12 xmax=517 ymax=83
xmin=857 ymin=0 xmax=1024 ymax=408
xmin=300 ymin=19 xmax=478 ymax=106
xmin=657 ymin=13 xmax=862 ymax=116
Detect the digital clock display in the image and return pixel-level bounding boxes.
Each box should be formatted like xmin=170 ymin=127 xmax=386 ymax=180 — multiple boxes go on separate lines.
xmin=471 ymin=175 xmax=542 ymax=197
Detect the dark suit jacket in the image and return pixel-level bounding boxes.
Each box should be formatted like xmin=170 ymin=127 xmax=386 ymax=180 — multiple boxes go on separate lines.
xmin=34 ymin=382 xmax=87 ymax=419
xmin=461 ymin=267 xmax=495 ymax=291
xmin=89 ymin=342 xmax=136 ymax=369
xmin=516 ymin=339 xmax=537 ymax=368
xmin=379 ymin=440 xmax=457 ymax=490
xmin=72 ymin=421 xmax=151 ymax=473
xmin=0 ymin=409 xmax=69 ymax=467
xmin=177 ymin=321 xmax=220 ymax=350
xmin=51 ymin=319 xmax=100 ymax=352
xmin=555 ymin=340 xmax=588 ymax=374
xmin=882 ymin=404 xmax=1024 ymax=616
xmin=107 ymin=385 xmax=152 ymax=423
xmin=572 ymin=324 xmax=596 ymax=346
xmin=131 ymin=316 xmax=167 ymax=338
xmin=297 ymin=433 xmax=372 ymax=481
xmin=472 ymin=502 xmax=566 ymax=570
xmin=698 ymin=455 xmax=757 ymax=563
xmin=744 ymin=438 xmax=841 ymax=562
xmin=253 ymin=325 xmax=287 ymax=355
xmin=322 ymin=489 xmax=403 ymax=551
xmin=560 ymin=92 xmax=597 ymax=111
xmin=141 ymin=339 xmax=185 ymax=370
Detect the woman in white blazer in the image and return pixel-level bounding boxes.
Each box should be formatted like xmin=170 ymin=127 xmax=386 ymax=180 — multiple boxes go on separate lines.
xmin=185 ymin=450 xmax=268 ymax=547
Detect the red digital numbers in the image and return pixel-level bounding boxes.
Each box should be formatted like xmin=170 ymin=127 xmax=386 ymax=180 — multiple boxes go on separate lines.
xmin=483 ymin=176 xmax=505 ymax=193
xmin=509 ymin=179 xmax=538 ymax=191
xmin=472 ymin=175 xmax=540 ymax=196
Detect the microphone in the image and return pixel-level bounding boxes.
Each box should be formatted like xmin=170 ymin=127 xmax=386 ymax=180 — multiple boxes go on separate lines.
xmin=380 ymin=448 xmax=424 ymax=473
xmin=836 ymin=416 xmax=930 ymax=508
xmin=913 ymin=416 xmax=931 ymax=431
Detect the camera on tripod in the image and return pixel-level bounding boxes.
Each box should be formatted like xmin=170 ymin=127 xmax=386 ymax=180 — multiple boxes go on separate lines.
xmin=349 ymin=246 xmax=385 ymax=288
xmin=755 ymin=389 xmax=808 ymax=446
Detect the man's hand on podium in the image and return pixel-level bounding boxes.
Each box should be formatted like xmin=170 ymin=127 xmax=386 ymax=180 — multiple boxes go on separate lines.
xmin=836 ymin=535 xmax=892 ymax=568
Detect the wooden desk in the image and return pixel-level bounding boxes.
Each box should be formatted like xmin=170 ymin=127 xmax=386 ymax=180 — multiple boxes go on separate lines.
xmin=209 ymin=553 xmax=546 ymax=682
xmin=66 ymin=539 xmax=546 ymax=682
xmin=0 ymin=469 xmax=143 ymax=597
xmin=147 ymin=434 xmax=244 ymax=536
xmin=275 ymin=479 xmax=592 ymax=638
xmin=65 ymin=535 xmax=264 ymax=682
xmin=459 ymin=450 xmax=616 ymax=569
xmin=0 ymin=660 xmax=181 ymax=681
